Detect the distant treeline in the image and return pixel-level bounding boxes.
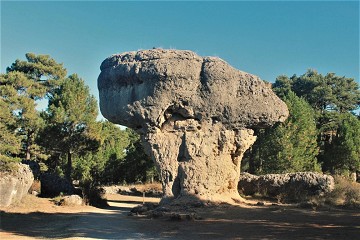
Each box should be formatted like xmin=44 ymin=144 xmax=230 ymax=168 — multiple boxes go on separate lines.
xmin=243 ymin=70 xmax=360 ymax=178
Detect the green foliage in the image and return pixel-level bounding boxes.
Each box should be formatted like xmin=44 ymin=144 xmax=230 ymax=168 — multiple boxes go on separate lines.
xmin=39 ymin=74 xmax=100 ymax=181
xmin=2 ymin=52 xmax=157 ymax=189
xmin=118 ymin=128 xmax=158 ymax=183
xmin=322 ymin=113 xmax=360 ymax=174
xmin=2 ymin=54 xmax=67 ymax=162
xmin=0 ymin=75 xmax=21 ymax=171
xmin=271 ymin=70 xmax=360 ymax=176
xmin=274 ymin=70 xmax=360 ymax=113
xmin=72 ymin=121 xmax=129 ymax=184
xmin=250 ymin=92 xmax=320 ymax=174
xmin=7 ymin=53 xmax=66 ymax=90
xmin=72 ymin=122 xmax=158 ymax=186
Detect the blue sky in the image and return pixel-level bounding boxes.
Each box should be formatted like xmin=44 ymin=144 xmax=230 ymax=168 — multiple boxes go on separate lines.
xmin=1 ymin=1 xmax=359 ymax=118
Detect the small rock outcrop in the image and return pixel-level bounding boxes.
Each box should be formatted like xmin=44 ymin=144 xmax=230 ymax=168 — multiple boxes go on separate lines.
xmin=98 ymin=49 xmax=288 ymax=204
xmin=59 ymin=195 xmax=83 ymax=206
xmin=0 ymin=163 xmax=34 ymax=207
xmin=239 ymin=172 xmax=335 ymax=202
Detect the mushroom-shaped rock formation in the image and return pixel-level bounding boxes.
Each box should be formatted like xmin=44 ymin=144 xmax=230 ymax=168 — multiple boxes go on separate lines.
xmin=98 ymin=49 xmax=288 ymax=204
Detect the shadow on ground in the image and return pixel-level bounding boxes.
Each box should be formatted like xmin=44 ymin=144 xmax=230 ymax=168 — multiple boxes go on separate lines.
xmin=1 ymin=195 xmax=359 ymax=239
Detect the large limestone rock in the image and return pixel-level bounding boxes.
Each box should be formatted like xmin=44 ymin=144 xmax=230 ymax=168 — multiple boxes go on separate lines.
xmin=239 ymin=172 xmax=335 ymax=202
xmin=98 ymin=49 xmax=288 ymax=203
xmin=0 ymin=163 xmax=34 ymax=207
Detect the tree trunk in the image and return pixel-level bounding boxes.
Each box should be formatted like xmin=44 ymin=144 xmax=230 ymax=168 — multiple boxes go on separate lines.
xmin=248 ymin=147 xmax=255 ymax=174
xmin=25 ymin=148 xmax=31 ymax=161
xmin=66 ymin=151 xmax=72 ymax=182
xmin=25 ymin=132 xmax=31 ymax=160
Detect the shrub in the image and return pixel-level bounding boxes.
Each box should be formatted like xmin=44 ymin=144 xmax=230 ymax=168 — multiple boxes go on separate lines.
xmin=324 ymin=176 xmax=360 ymax=207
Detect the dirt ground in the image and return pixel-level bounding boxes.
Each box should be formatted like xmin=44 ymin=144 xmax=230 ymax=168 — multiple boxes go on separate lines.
xmin=1 ymin=193 xmax=359 ymax=240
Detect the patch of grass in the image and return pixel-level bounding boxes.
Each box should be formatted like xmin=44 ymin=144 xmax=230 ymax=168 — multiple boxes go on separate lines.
xmin=134 ymin=182 xmax=162 ymax=192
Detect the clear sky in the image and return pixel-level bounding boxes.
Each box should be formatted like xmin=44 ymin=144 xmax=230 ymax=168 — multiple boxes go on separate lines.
xmin=1 ymin=1 xmax=359 ymax=119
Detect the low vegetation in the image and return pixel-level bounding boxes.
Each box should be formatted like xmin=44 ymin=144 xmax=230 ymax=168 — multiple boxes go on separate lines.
xmin=324 ymin=176 xmax=360 ymax=207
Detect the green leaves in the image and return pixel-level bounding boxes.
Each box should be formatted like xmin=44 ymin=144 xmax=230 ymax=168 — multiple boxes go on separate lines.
xmin=274 ymin=69 xmax=360 ymax=113
xmin=322 ymin=113 xmax=360 ymax=174
xmin=7 ymin=53 xmax=66 ymax=82
xmin=1 ymin=53 xmax=66 ymax=163
xmin=270 ymin=69 xmax=360 ymax=176
xmin=256 ymin=92 xmax=320 ymax=174
xmin=40 ymin=73 xmax=100 ymax=181
xmin=43 ymin=74 xmax=100 ymax=153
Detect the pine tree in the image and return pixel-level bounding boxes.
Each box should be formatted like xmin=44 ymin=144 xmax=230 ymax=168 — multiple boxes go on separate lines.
xmin=322 ymin=113 xmax=360 ymax=175
xmin=275 ymin=70 xmax=360 ymax=113
xmin=39 ymin=74 xmax=100 ymax=181
xmin=4 ymin=54 xmax=66 ymax=161
xmin=0 ymin=74 xmax=21 ymax=170
xmin=257 ymin=92 xmax=320 ymax=174
xmin=73 ymin=121 xmax=130 ymax=184
xmin=273 ymin=70 xmax=360 ymax=175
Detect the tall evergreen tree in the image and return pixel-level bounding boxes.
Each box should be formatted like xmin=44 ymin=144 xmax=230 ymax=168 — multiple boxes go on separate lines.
xmin=0 ymin=74 xmax=21 ymax=170
xmin=322 ymin=113 xmax=360 ymax=175
xmin=39 ymin=74 xmax=100 ymax=181
xmin=73 ymin=121 xmax=130 ymax=184
xmin=3 ymin=54 xmax=66 ymax=161
xmin=273 ymin=70 xmax=360 ymax=174
xmin=254 ymin=92 xmax=320 ymax=174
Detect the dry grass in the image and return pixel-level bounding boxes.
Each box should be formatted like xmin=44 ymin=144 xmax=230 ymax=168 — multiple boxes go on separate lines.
xmin=324 ymin=176 xmax=360 ymax=207
xmin=132 ymin=182 xmax=162 ymax=192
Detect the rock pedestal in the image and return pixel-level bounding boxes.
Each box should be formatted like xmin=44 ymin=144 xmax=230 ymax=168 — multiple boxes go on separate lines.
xmin=144 ymin=121 xmax=256 ymax=202
xmin=98 ymin=49 xmax=288 ymax=203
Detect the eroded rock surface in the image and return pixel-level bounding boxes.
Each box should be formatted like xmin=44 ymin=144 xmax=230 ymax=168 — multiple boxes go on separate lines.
xmin=98 ymin=49 xmax=288 ymax=203
xmin=239 ymin=172 xmax=335 ymax=202
xmin=0 ymin=164 xmax=34 ymax=207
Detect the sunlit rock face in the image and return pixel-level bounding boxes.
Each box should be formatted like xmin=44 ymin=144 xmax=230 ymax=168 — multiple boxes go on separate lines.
xmin=98 ymin=49 xmax=288 ymax=204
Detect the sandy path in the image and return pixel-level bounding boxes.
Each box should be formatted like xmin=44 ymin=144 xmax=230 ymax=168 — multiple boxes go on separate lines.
xmin=1 ymin=194 xmax=359 ymax=239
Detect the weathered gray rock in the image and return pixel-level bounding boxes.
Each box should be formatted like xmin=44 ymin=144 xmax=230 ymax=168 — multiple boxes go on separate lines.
xmin=0 ymin=164 xmax=34 ymax=207
xmin=59 ymin=195 xmax=83 ymax=206
xmin=239 ymin=172 xmax=335 ymax=202
xmin=98 ymin=49 xmax=288 ymax=203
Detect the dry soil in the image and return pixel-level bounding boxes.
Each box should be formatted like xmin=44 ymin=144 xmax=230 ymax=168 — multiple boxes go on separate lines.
xmin=0 ymin=193 xmax=359 ymax=239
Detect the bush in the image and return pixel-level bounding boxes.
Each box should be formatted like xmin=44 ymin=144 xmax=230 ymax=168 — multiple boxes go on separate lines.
xmin=325 ymin=176 xmax=360 ymax=207
xmin=81 ymin=180 xmax=108 ymax=207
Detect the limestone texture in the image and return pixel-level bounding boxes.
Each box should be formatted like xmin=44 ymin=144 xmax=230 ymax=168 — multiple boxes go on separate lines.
xmin=0 ymin=164 xmax=34 ymax=207
xmin=239 ymin=172 xmax=335 ymax=202
xmin=98 ymin=49 xmax=288 ymax=203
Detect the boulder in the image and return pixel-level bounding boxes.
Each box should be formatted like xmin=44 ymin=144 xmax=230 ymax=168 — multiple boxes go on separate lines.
xmin=0 ymin=163 xmax=34 ymax=207
xmin=59 ymin=195 xmax=83 ymax=206
xmin=98 ymin=49 xmax=288 ymax=204
xmin=239 ymin=172 xmax=335 ymax=202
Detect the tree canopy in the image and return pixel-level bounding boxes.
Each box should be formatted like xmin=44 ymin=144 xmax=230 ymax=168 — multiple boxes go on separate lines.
xmin=39 ymin=74 xmax=100 ymax=181
xmin=248 ymin=91 xmax=320 ymax=174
